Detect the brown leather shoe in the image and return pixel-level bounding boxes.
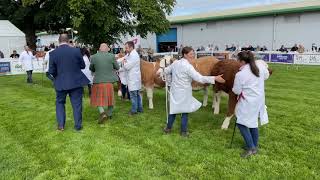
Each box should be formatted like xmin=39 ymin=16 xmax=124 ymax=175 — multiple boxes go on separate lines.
xmin=98 ymin=112 xmax=107 ymax=124
xmin=163 ymin=127 xmax=172 ymax=134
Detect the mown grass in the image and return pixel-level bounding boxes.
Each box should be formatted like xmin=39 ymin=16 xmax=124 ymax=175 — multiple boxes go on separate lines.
xmin=0 ymin=64 xmax=319 ymax=179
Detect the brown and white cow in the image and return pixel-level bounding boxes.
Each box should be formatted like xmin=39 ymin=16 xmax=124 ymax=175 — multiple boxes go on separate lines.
xmin=141 ymin=56 xmax=220 ymax=109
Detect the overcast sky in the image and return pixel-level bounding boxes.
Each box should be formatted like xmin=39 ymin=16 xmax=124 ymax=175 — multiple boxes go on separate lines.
xmin=171 ymin=0 xmax=303 ymax=16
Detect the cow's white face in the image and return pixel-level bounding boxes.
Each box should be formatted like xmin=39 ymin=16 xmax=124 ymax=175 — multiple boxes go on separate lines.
xmin=159 ymin=55 xmax=172 ymax=68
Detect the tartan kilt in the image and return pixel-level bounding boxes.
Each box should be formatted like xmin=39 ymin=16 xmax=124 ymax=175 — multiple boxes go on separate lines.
xmin=90 ymin=83 xmax=115 ymax=107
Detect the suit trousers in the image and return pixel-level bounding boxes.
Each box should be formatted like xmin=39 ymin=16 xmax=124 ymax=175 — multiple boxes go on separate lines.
xmin=55 ymin=87 xmax=83 ymax=130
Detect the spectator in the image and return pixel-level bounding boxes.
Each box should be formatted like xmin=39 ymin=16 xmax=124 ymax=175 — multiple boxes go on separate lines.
xmin=19 ymin=45 xmax=36 ymax=84
xmin=0 ymin=50 xmax=4 ymax=58
xmin=230 ymin=44 xmax=236 ymax=51
xmin=225 ymin=45 xmax=230 ymax=51
xmin=205 ymin=44 xmax=211 ymax=51
xmin=10 ymin=50 xmax=20 ymax=58
xmin=262 ymin=46 xmax=268 ymax=51
xmin=147 ymin=47 xmax=154 ymax=62
xmin=200 ymin=46 xmax=205 ymax=51
xmin=214 ymin=45 xmax=219 ymax=51
xmin=278 ymin=45 xmax=288 ymax=53
xmin=311 ymin=43 xmax=317 ymax=52
xmin=247 ymin=45 xmax=254 ymax=51
xmin=291 ymin=44 xmax=298 ymax=52
xmin=255 ymin=46 xmax=261 ymax=52
xmin=297 ymin=44 xmax=305 ymax=53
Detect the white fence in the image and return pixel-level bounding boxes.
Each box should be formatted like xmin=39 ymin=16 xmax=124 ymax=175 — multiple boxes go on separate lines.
xmin=153 ymin=51 xmax=320 ymax=65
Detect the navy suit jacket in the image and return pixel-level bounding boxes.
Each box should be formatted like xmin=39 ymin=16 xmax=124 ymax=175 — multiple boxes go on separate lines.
xmin=49 ymin=44 xmax=90 ymax=91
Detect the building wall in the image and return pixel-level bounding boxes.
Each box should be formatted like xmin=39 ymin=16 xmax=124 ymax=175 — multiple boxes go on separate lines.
xmin=138 ymin=11 xmax=320 ymax=52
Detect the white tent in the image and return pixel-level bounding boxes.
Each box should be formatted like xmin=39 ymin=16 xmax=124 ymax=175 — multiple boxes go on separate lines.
xmin=0 ymin=20 xmax=26 ymax=58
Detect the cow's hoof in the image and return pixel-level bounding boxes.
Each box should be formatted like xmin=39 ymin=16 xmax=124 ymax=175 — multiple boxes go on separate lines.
xmin=213 ymin=110 xmax=219 ymax=115
xmin=202 ymin=104 xmax=207 ymax=107
xmin=221 ymin=126 xmax=229 ymax=130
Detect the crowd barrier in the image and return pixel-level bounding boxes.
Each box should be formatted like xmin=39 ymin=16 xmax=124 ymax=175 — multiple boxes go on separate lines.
xmin=153 ymin=51 xmax=320 ymax=65
xmin=0 ymin=58 xmax=45 ymax=75
xmin=1 ymin=51 xmax=319 ymax=75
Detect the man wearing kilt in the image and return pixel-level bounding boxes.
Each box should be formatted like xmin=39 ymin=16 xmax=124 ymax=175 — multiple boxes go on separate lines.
xmin=90 ymin=43 xmax=120 ymax=124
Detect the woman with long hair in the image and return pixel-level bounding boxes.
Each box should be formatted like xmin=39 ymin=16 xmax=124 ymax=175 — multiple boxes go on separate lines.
xmin=233 ymin=51 xmax=270 ymax=158
xmin=160 ymin=46 xmax=225 ymax=137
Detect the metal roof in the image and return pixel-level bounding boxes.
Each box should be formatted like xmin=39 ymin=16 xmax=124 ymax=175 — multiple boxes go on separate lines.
xmin=168 ymin=0 xmax=320 ymax=24
xmin=0 ymin=20 xmax=25 ymax=37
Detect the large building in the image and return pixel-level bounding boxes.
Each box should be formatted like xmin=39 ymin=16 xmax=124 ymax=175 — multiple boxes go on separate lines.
xmin=136 ymin=0 xmax=320 ymax=52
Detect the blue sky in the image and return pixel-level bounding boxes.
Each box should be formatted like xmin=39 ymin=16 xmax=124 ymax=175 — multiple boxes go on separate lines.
xmin=171 ymin=0 xmax=302 ymax=16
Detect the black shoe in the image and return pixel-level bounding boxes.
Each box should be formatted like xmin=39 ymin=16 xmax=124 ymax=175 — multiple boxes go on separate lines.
xmin=180 ymin=131 xmax=189 ymax=137
xmin=138 ymin=110 xmax=144 ymax=113
xmin=163 ymin=127 xmax=172 ymax=134
xmin=108 ymin=116 xmax=112 ymax=120
xmin=75 ymin=127 xmax=83 ymax=131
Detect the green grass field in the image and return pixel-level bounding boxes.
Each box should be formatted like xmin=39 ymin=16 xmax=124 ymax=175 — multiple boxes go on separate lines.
xmin=0 ymin=64 xmax=319 ymax=179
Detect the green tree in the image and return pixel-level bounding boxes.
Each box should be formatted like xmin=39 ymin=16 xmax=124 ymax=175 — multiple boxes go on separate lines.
xmin=0 ymin=0 xmax=175 ymax=50
xmin=0 ymin=0 xmax=71 ymax=49
xmin=69 ymin=0 xmax=176 ymax=48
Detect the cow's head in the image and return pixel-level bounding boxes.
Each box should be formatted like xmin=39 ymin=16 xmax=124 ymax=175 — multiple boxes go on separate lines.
xmin=159 ymin=55 xmax=174 ymax=68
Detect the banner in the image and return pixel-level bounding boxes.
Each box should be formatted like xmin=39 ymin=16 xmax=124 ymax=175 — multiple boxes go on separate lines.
xmin=255 ymin=53 xmax=270 ymax=62
xmin=197 ymin=52 xmax=212 ymax=58
xmin=294 ymin=54 xmax=320 ymax=65
xmin=0 ymin=62 xmax=11 ymax=75
xmin=270 ymin=54 xmax=294 ymax=63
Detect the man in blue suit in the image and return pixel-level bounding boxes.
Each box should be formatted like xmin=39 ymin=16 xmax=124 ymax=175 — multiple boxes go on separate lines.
xmin=49 ymin=34 xmax=89 ymax=131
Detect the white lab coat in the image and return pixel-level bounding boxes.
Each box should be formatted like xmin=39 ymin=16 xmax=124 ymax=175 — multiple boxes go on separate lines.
xmin=81 ymin=55 xmax=93 ymax=84
xmin=232 ymin=62 xmax=270 ymax=128
xmin=19 ymin=50 xmax=35 ymax=71
xmin=43 ymin=49 xmax=54 ymax=72
xmin=117 ymin=59 xmax=127 ymax=85
xmin=124 ymin=49 xmax=141 ymax=91
xmin=164 ymin=58 xmax=215 ymax=114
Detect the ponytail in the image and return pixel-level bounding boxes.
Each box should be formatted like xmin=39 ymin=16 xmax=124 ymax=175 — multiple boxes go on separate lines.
xmin=237 ymin=51 xmax=260 ymax=77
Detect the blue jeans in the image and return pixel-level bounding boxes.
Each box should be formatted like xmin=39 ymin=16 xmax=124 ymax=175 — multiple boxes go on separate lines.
xmin=167 ymin=113 xmax=188 ymax=133
xmin=237 ymin=123 xmax=259 ymax=150
xmin=129 ymin=90 xmax=143 ymax=113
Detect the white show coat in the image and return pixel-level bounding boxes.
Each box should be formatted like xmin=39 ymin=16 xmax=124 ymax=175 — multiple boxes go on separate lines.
xmin=232 ymin=61 xmax=270 ymax=128
xmin=19 ymin=50 xmax=35 ymax=71
xmin=43 ymin=49 xmax=54 ymax=72
xmin=81 ymin=55 xmax=93 ymax=84
xmin=117 ymin=58 xmax=127 ymax=85
xmin=164 ymin=58 xmax=215 ymax=114
xmin=123 ymin=49 xmax=141 ymax=91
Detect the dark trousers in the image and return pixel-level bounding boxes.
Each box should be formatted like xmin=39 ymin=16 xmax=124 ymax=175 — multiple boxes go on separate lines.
xmin=121 ymin=84 xmax=130 ymax=100
xmin=56 ymin=87 xmax=84 ymax=130
xmin=129 ymin=90 xmax=143 ymax=113
xmin=167 ymin=113 xmax=188 ymax=133
xmin=237 ymin=123 xmax=259 ymax=150
xmin=26 ymin=70 xmax=33 ymax=83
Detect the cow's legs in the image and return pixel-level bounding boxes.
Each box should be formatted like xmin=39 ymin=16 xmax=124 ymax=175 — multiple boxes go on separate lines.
xmin=146 ymin=87 xmax=154 ymax=109
xmin=202 ymin=86 xmax=208 ymax=107
xmin=213 ymin=91 xmax=222 ymax=114
xmin=221 ymin=92 xmax=237 ymax=130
